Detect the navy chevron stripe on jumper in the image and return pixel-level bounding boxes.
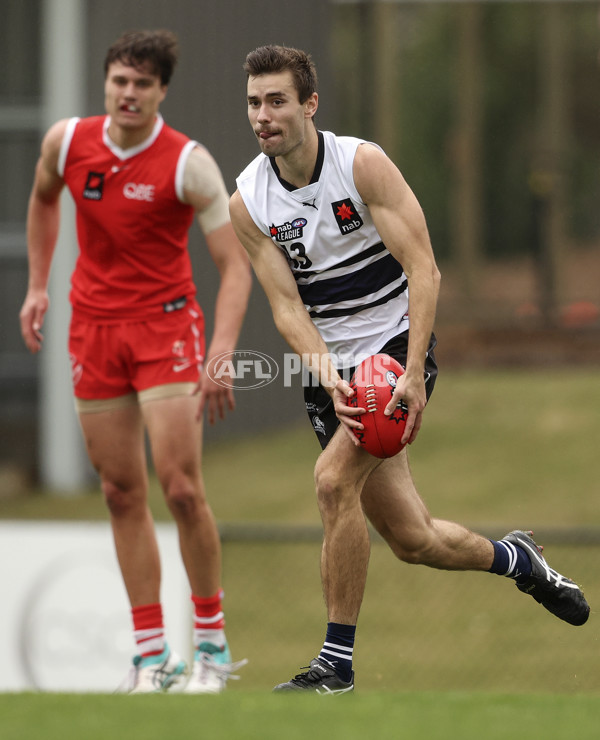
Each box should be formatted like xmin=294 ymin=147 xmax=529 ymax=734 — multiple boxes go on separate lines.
xmin=297 ymin=242 xmax=388 ymax=279
xmin=297 ymin=252 xmax=404 ymax=307
xmin=309 ymin=280 xmax=408 ymax=319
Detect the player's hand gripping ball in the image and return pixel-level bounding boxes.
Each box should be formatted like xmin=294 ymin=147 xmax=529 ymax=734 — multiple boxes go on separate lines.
xmin=349 ymin=353 xmax=408 ymax=458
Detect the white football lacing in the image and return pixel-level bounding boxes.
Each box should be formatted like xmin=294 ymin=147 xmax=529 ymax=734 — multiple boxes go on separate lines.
xmin=190 ymin=653 xmax=248 ymax=683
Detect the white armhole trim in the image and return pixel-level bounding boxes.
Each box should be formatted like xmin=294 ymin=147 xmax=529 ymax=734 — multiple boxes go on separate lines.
xmin=236 ymin=169 xmax=272 ymax=239
xmin=57 ymin=117 xmax=81 ymax=177
xmin=175 ymin=139 xmax=199 ymax=202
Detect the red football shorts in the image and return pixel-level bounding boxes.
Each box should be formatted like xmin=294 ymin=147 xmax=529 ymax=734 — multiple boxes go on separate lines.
xmin=68 ymin=300 xmax=206 ymax=402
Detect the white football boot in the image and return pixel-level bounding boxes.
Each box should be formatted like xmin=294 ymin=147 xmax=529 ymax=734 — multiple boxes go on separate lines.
xmin=184 ymin=641 xmax=247 ymax=694
xmin=118 ymin=644 xmax=187 ymax=694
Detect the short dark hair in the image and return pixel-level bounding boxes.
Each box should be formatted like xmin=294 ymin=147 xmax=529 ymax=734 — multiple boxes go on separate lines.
xmin=104 ymin=30 xmax=179 ymax=86
xmin=243 ymin=45 xmax=318 ymax=104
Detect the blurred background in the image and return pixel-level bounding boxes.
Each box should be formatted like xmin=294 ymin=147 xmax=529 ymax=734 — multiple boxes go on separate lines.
xmin=0 ymin=0 xmax=599 ymax=694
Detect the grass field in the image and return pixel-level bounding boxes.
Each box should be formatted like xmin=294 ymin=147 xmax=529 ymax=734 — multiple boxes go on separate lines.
xmin=1 ymin=369 xmax=599 ymax=734
xmin=2 ymin=691 xmax=600 ymax=740
xmin=3 ymin=367 xmax=600 ymax=527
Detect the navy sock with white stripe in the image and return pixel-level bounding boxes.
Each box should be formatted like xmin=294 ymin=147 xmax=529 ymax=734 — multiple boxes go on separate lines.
xmin=488 ymin=539 xmax=532 ymax=585
xmin=318 ymin=622 xmax=355 ymax=682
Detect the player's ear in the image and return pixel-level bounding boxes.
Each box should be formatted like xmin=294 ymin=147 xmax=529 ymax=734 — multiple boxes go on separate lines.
xmin=305 ymin=92 xmax=318 ymax=120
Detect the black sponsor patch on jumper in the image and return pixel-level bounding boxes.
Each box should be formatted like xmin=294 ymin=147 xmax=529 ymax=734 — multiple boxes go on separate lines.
xmin=331 ymin=199 xmax=363 ymax=235
xmin=83 ymin=171 xmax=105 ymax=201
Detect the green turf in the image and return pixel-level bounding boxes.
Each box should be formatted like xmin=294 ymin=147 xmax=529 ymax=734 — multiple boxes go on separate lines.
xmin=219 ymin=541 xmax=599 ymax=694
xmin=2 ymin=368 xmax=599 ymax=527
xmin=1 ymin=691 xmax=600 ymax=740
xmin=1 ymin=369 xmax=598 ymax=697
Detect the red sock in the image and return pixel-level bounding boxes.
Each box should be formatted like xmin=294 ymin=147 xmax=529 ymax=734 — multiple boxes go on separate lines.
xmin=191 ymin=590 xmax=225 ymax=647
xmin=131 ymin=602 xmax=165 ymax=659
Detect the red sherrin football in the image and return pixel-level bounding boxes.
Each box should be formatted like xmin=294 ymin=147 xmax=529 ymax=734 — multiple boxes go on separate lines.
xmin=349 ymin=354 xmax=408 ymax=458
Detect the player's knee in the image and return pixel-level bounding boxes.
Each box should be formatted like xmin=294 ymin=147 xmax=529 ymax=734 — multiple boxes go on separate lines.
xmin=393 ymin=527 xmax=437 ymax=565
xmin=314 ymin=460 xmax=356 ymax=516
xmin=396 ymin=543 xmax=426 ymax=565
xmin=164 ymin=476 xmax=203 ymax=518
xmin=102 ymin=479 xmax=140 ymax=518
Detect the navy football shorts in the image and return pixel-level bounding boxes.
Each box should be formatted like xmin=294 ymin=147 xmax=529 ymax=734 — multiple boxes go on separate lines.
xmin=303 ymin=330 xmax=438 ymax=450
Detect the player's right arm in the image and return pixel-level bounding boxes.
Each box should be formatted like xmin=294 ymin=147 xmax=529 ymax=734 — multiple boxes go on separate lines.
xmin=19 ymin=119 xmax=69 ymax=353
xmin=229 ymin=190 xmax=364 ymax=436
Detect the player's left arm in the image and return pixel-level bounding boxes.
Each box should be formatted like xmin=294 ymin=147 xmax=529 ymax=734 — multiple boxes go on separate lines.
xmin=353 ymin=143 xmax=441 ymax=444
xmin=182 ymin=146 xmax=252 ymax=424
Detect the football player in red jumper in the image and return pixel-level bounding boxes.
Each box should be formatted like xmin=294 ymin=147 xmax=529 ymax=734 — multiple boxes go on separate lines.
xmin=20 ymin=30 xmax=251 ymax=694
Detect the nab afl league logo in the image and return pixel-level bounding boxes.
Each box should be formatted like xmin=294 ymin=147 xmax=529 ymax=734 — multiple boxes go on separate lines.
xmin=269 ymin=218 xmax=307 ymax=242
xmin=331 ymin=198 xmax=363 ymax=235
xmin=83 ymin=171 xmax=105 ymax=200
